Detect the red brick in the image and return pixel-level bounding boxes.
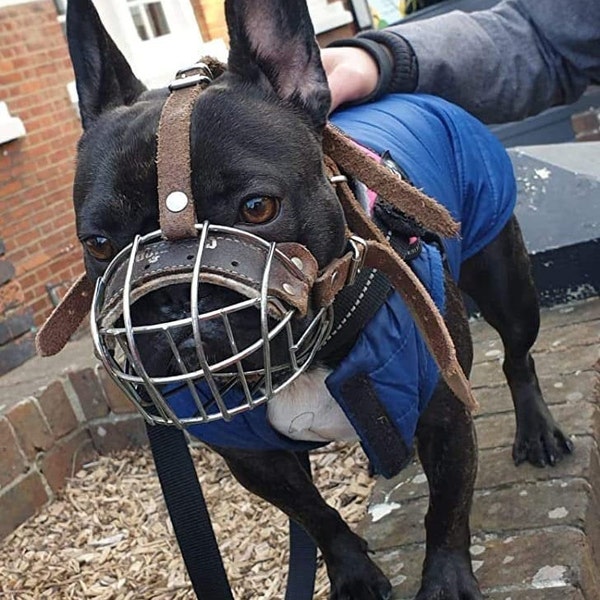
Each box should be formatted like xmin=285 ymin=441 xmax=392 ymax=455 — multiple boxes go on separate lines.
xmin=6 ymin=399 xmax=54 ymax=461
xmin=39 ymin=429 xmax=97 ymax=493
xmin=16 ymin=251 xmax=48 ymax=274
xmin=0 ymin=471 xmax=49 ymax=540
xmin=68 ymin=367 xmax=110 ymax=420
xmin=0 ymin=417 xmax=27 ymax=488
xmin=0 ymin=179 xmax=21 ymax=197
xmin=97 ymin=367 xmax=137 ymax=415
xmin=36 ymin=380 xmax=79 ymax=439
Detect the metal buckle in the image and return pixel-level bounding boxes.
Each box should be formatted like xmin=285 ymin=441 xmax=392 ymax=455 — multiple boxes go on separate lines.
xmin=169 ymin=62 xmax=213 ymax=91
xmin=346 ymin=235 xmax=368 ymax=286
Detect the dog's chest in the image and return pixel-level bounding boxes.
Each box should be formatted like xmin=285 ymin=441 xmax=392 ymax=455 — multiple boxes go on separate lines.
xmin=267 ymin=367 xmax=359 ymax=443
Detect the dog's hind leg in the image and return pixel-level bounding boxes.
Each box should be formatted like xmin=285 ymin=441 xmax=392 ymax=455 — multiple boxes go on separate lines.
xmin=212 ymin=446 xmax=392 ymax=600
xmin=415 ymin=279 xmax=483 ymax=600
xmin=459 ymin=215 xmax=573 ymax=467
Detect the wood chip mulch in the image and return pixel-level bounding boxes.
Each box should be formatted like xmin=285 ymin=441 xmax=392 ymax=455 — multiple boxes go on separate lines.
xmin=0 ymin=442 xmax=373 ymax=599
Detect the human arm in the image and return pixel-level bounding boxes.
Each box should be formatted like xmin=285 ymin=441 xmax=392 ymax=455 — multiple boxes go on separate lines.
xmin=323 ymin=0 xmax=600 ymax=124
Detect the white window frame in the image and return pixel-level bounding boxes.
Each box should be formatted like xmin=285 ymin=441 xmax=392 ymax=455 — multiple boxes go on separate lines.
xmin=126 ymin=0 xmax=170 ymax=41
xmin=0 ymin=102 xmax=26 ymax=145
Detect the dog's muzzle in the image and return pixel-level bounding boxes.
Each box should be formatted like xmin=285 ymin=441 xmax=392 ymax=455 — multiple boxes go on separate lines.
xmin=91 ymin=222 xmax=335 ymax=427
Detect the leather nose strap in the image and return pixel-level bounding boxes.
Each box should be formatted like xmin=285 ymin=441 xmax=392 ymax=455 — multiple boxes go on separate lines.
xmin=157 ymin=64 xmax=212 ymax=240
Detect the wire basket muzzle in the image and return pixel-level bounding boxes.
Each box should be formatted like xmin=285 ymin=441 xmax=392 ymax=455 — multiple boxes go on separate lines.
xmin=91 ymin=223 xmax=333 ymax=427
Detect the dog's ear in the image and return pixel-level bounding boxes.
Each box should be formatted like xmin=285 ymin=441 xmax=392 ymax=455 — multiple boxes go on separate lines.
xmin=66 ymin=0 xmax=146 ymax=129
xmin=225 ymin=0 xmax=331 ymax=129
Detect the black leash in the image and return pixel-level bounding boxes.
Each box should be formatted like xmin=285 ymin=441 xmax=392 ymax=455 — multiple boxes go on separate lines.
xmin=285 ymin=451 xmax=317 ymax=600
xmin=146 ymin=423 xmax=317 ymax=600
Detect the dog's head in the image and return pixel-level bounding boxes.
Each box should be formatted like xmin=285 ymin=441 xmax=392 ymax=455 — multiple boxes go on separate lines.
xmin=67 ymin=0 xmax=347 ymax=414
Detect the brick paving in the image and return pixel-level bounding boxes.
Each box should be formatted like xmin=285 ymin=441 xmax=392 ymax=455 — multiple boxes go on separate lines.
xmin=359 ymin=297 xmax=600 ymax=599
xmin=0 ymin=297 xmax=598 ymax=598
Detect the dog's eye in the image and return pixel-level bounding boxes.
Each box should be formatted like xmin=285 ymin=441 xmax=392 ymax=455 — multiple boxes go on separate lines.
xmin=239 ymin=196 xmax=280 ymax=224
xmin=83 ymin=236 xmax=115 ymax=261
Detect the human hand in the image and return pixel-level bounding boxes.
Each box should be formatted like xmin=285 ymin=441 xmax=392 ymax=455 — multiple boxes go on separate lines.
xmin=321 ymin=46 xmax=380 ymax=112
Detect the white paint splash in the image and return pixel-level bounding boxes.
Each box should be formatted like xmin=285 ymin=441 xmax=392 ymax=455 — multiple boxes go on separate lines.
xmin=532 ymin=565 xmax=568 ymax=588
xmin=534 ymin=167 xmax=552 ymax=180
xmin=390 ymin=574 xmax=407 ymax=586
xmin=412 ymin=473 xmax=427 ymax=485
xmin=369 ymin=502 xmax=401 ymax=523
xmin=472 ymin=560 xmax=484 ymax=573
xmin=548 ymin=507 xmax=569 ymax=519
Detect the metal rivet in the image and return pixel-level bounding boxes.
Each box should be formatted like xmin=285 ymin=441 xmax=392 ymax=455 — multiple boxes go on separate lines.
xmin=291 ymin=256 xmax=303 ymax=270
xmin=282 ymin=282 xmax=295 ymax=295
xmin=165 ymin=191 xmax=189 ymax=213
xmin=330 ymin=175 xmax=348 ymax=185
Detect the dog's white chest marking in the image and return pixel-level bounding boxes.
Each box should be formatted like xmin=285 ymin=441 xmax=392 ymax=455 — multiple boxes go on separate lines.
xmin=267 ymin=367 xmax=359 ymax=443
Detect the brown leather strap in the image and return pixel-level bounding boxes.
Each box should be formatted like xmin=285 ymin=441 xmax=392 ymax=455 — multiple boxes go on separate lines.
xmin=157 ymin=65 xmax=211 ymax=240
xmin=318 ymin=150 xmax=477 ymax=412
xmin=323 ymin=124 xmax=460 ymax=238
xmin=364 ymin=241 xmax=478 ymax=411
xmin=324 ymin=156 xmax=389 ymax=244
xmin=35 ymin=274 xmax=94 ymax=356
xmin=100 ymin=233 xmax=318 ymax=327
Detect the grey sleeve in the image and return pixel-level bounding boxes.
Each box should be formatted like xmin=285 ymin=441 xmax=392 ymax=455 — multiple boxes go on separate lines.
xmin=388 ymin=0 xmax=599 ymax=124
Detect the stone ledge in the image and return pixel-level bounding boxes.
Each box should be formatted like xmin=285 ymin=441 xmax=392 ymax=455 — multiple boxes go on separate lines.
xmin=361 ymin=297 xmax=600 ymax=599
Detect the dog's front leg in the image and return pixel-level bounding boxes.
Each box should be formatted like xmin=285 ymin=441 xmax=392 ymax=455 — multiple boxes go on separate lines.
xmin=212 ymin=446 xmax=392 ymax=600
xmin=415 ymin=387 xmax=482 ymax=600
xmin=414 ymin=281 xmax=482 ymax=600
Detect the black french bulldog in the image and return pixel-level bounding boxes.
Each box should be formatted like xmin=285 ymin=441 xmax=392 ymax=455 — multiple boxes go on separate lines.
xmin=65 ymin=0 xmax=573 ymax=597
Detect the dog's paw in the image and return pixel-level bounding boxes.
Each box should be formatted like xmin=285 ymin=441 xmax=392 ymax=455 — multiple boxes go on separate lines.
xmin=328 ymin=552 xmax=392 ymax=600
xmin=513 ymin=407 xmax=574 ymax=467
xmin=416 ymin=549 xmax=482 ymax=600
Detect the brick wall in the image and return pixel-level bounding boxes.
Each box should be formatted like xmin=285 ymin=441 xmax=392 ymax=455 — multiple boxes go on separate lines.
xmin=0 ymin=0 xmax=84 ymax=330
xmin=0 ymin=363 xmax=147 ymax=540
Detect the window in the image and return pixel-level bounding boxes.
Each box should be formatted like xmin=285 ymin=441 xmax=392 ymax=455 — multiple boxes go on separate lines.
xmin=127 ymin=0 xmax=170 ymax=40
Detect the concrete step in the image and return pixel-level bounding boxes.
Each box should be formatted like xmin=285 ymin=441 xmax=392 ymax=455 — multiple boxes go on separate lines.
xmin=509 ymin=142 xmax=600 ymax=307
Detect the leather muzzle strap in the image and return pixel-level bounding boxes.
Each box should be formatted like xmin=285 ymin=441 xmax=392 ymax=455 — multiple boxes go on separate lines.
xmin=157 ymin=64 xmax=212 ymax=240
xmin=323 ymin=125 xmax=460 ymax=238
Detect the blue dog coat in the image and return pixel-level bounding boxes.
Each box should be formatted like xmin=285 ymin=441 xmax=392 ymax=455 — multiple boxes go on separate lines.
xmin=166 ymin=94 xmax=516 ymax=477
